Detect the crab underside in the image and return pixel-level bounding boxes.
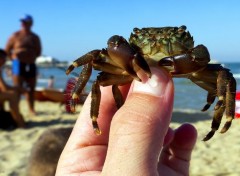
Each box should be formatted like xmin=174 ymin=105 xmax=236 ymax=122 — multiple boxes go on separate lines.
xmin=66 ymin=25 xmax=236 ymax=141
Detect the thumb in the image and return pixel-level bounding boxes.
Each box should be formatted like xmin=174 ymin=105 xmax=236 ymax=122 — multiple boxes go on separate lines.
xmin=102 ymin=68 xmax=174 ymax=175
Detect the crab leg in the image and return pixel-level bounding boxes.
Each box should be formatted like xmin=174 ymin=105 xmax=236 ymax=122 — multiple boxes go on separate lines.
xmin=98 ymin=72 xmax=133 ymax=109
xmin=66 ymin=50 xmax=101 ymax=75
xmin=213 ymin=71 xmax=226 ymax=112
xmin=112 ymin=85 xmax=124 ymax=109
xmin=201 ymin=92 xmax=216 ymax=111
xmin=72 ymin=63 xmax=92 ymax=96
xmin=203 ymin=69 xmax=234 ymax=141
xmin=91 ymin=80 xmax=101 ymax=135
xmin=203 ymin=105 xmax=225 ymax=141
xmin=97 ymin=72 xmax=133 ymax=87
xmin=66 ymin=50 xmax=102 ymax=112
xmin=202 ymin=70 xmax=227 ymax=141
xmin=68 ymin=63 xmax=92 ymax=112
xmin=220 ymin=76 xmax=236 ymax=133
xmin=214 ymin=70 xmax=228 ymax=110
xmin=90 ymin=73 xmax=133 ymax=134
xmin=93 ymin=62 xmax=128 ymax=75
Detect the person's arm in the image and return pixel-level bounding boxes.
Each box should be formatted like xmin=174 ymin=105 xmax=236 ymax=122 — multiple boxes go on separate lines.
xmin=0 ymin=69 xmax=24 ymax=93
xmin=0 ymin=71 xmax=8 ymax=91
xmin=34 ymin=35 xmax=41 ymax=57
xmin=5 ymin=34 xmax=15 ymax=59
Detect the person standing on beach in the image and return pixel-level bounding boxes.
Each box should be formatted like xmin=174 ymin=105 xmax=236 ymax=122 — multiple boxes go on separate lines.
xmin=47 ymin=75 xmax=54 ymax=88
xmin=5 ymin=14 xmax=42 ymax=115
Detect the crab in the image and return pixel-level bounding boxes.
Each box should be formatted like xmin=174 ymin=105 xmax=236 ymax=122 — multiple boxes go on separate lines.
xmin=66 ymin=25 xmax=236 ymax=141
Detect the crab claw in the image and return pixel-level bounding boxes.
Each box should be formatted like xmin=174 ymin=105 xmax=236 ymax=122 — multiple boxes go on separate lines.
xmin=158 ymin=57 xmax=174 ymax=67
xmin=107 ymin=35 xmax=151 ymax=81
xmin=133 ymin=53 xmax=152 ymax=78
xmin=158 ymin=56 xmax=176 ymax=75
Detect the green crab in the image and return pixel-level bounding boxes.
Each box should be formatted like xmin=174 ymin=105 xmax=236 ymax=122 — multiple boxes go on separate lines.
xmin=66 ymin=25 xmax=236 ymax=141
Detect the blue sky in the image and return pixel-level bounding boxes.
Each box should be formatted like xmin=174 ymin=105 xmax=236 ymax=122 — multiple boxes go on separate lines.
xmin=0 ymin=0 xmax=239 ymax=62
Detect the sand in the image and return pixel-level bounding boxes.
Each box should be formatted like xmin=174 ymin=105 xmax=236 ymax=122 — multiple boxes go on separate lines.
xmin=1 ymin=100 xmax=240 ymax=176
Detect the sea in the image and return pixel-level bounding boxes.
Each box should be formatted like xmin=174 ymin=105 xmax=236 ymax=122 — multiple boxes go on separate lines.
xmin=3 ymin=62 xmax=240 ymax=110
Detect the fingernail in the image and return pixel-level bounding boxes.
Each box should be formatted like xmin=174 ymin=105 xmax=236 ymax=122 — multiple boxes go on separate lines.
xmin=132 ymin=68 xmax=170 ymax=97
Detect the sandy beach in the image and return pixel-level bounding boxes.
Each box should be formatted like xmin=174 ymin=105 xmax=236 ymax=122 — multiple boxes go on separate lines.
xmin=1 ymin=99 xmax=240 ymax=176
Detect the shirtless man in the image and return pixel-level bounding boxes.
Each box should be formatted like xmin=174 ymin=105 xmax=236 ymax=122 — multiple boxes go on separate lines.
xmin=5 ymin=14 xmax=41 ymax=115
xmin=0 ymin=49 xmax=25 ymax=127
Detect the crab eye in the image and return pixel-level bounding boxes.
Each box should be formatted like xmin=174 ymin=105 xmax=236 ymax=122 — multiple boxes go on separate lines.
xmin=178 ymin=25 xmax=187 ymax=33
xmin=133 ymin=28 xmax=140 ymax=34
xmin=108 ymin=35 xmax=121 ymax=46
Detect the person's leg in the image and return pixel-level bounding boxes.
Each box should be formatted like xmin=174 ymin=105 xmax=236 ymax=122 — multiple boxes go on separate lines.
xmin=24 ymin=63 xmax=38 ymax=115
xmin=12 ymin=74 xmax=24 ymax=101
xmin=12 ymin=59 xmax=24 ymax=99
xmin=12 ymin=74 xmax=22 ymax=86
xmin=25 ymin=76 xmax=37 ymax=115
xmin=0 ymin=92 xmax=25 ymax=127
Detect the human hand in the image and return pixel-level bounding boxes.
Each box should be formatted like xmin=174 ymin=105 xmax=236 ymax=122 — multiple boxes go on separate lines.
xmin=56 ymin=68 xmax=197 ymax=176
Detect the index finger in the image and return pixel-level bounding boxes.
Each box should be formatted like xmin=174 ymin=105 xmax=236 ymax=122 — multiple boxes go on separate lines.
xmin=65 ymin=84 xmax=131 ymax=150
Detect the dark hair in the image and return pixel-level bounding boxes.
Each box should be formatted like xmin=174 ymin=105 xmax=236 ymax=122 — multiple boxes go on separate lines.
xmin=0 ymin=49 xmax=7 ymax=59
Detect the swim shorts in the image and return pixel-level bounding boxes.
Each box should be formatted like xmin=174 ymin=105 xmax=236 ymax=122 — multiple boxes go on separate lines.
xmin=12 ymin=59 xmax=37 ymax=78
